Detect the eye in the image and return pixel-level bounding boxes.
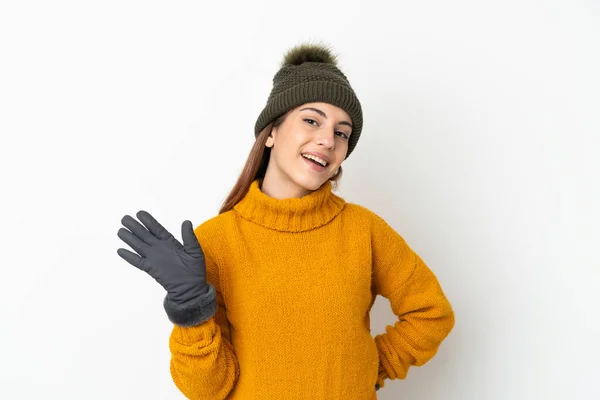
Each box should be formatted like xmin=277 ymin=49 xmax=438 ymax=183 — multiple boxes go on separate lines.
xmin=304 ymin=119 xmax=349 ymax=140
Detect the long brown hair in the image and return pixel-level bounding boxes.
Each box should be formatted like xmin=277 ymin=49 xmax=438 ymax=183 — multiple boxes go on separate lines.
xmin=218 ymin=111 xmax=344 ymax=214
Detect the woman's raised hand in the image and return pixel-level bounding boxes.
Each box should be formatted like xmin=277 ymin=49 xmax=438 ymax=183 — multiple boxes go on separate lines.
xmin=117 ymin=210 xmax=210 ymax=306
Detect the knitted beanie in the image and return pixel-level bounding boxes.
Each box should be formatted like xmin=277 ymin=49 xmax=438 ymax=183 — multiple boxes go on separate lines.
xmin=254 ymin=43 xmax=363 ymax=159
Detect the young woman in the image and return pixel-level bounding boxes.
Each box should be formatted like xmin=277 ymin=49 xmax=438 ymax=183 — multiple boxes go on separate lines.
xmin=117 ymin=42 xmax=455 ymax=399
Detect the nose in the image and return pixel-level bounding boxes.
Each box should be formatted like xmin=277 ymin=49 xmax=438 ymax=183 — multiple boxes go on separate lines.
xmin=315 ymin=127 xmax=335 ymax=149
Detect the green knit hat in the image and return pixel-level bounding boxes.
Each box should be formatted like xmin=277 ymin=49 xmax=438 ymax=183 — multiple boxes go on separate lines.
xmin=254 ymin=43 xmax=363 ymax=159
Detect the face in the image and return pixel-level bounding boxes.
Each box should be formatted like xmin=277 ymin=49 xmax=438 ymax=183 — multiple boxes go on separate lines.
xmin=261 ymin=102 xmax=353 ymax=199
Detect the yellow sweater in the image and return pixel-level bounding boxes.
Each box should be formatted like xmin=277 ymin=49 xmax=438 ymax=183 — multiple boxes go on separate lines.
xmin=168 ymin=179 xmax=455 ymax=399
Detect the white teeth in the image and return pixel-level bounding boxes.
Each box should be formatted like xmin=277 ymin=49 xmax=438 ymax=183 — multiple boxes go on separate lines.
xmin=302 ymin=154 xmax=327 ymax=167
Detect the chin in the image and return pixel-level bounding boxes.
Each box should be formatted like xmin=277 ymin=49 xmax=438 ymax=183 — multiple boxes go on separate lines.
xmin=293 ymin=174 xmax=328 ymax=192
xmin=288 ymin=158 xmax=332 ymax=192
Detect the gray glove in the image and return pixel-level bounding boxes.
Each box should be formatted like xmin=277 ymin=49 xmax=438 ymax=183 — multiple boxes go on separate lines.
xmin=117 ymin=210 xmax=217 ymax=326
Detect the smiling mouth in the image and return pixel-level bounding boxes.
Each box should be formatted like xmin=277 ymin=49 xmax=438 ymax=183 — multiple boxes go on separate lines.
xmin=302 ymin=155 xmax=327 ymax=172
xmin=301 ymin=153 xmax=328 ymax=167
xmin=304 ymin=157 xmax=324 ymax=167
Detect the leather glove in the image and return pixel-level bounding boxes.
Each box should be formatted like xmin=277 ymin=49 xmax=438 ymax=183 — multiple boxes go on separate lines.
xmin=117 ymin=210 xmax=217 ymax=326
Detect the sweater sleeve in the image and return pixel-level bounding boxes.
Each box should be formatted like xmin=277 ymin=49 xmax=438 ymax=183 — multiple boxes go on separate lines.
xmin=369 ymin=212 xmax=455 ymax=390
xmin=168 ymin=226 xmax=239 ymax=400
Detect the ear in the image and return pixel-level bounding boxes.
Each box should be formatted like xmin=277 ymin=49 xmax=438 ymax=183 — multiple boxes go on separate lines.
xmin=265 ymin=126 xmax=277 ymax=148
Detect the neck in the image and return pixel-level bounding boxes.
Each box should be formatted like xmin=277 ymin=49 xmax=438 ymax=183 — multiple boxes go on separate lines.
xmin=260 ymin=181 xmax=310 ymax=200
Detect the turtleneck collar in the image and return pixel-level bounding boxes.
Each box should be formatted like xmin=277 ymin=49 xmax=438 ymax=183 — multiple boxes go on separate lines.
xmin=233 ymin=179 xmax=346 ymax=232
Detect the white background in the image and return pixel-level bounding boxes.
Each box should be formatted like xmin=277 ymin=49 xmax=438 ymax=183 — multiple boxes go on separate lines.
xmin=1 ymin=1 xmax=599 ymax=399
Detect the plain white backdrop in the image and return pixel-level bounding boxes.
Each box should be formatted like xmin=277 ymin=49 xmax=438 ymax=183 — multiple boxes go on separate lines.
xmin=1 ymin=0 xmax=599 ymax=399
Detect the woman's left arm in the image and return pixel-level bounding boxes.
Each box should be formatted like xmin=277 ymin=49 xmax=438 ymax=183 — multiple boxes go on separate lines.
xmin=369 ymin=211 xmax=455 ymax=390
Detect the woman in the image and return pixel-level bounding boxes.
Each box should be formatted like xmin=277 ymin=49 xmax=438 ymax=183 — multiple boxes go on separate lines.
xmin=117 ymin=42 xmax=455 ymax=399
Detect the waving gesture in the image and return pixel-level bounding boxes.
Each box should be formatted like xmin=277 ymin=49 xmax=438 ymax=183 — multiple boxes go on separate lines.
xmin=117 ymin=210 xmax=217 ymax=326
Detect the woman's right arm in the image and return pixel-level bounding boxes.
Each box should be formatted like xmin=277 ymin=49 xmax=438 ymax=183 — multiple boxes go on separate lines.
xmin=169 ymin=286 xmax=239 ymax=400
xmin=117 ymin=211 xmax=240 ymax=399
xmin=168 ymin=225 xmax=239 ymax=400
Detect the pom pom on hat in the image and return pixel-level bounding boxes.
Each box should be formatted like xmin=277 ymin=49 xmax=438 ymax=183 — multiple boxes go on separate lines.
xmin=281 ymin=43 xmax=339 ymax=67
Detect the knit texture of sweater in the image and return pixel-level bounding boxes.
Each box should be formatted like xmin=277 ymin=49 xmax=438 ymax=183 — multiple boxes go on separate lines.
xmin=168 ymin=179 xmax=455 ymax=399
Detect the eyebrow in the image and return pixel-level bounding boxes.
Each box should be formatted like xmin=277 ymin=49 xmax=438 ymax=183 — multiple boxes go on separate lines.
xmin=299 ymin=107 xmax=353 ymax=130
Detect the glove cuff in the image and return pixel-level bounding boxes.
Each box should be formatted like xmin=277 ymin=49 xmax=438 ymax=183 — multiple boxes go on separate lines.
xmin=163 ymin=283 xmax=218 ymax=327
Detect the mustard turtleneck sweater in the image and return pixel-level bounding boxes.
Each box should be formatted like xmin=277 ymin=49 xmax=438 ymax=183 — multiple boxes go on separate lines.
xmin=168 ymin=179 xmax=454 ymax=399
